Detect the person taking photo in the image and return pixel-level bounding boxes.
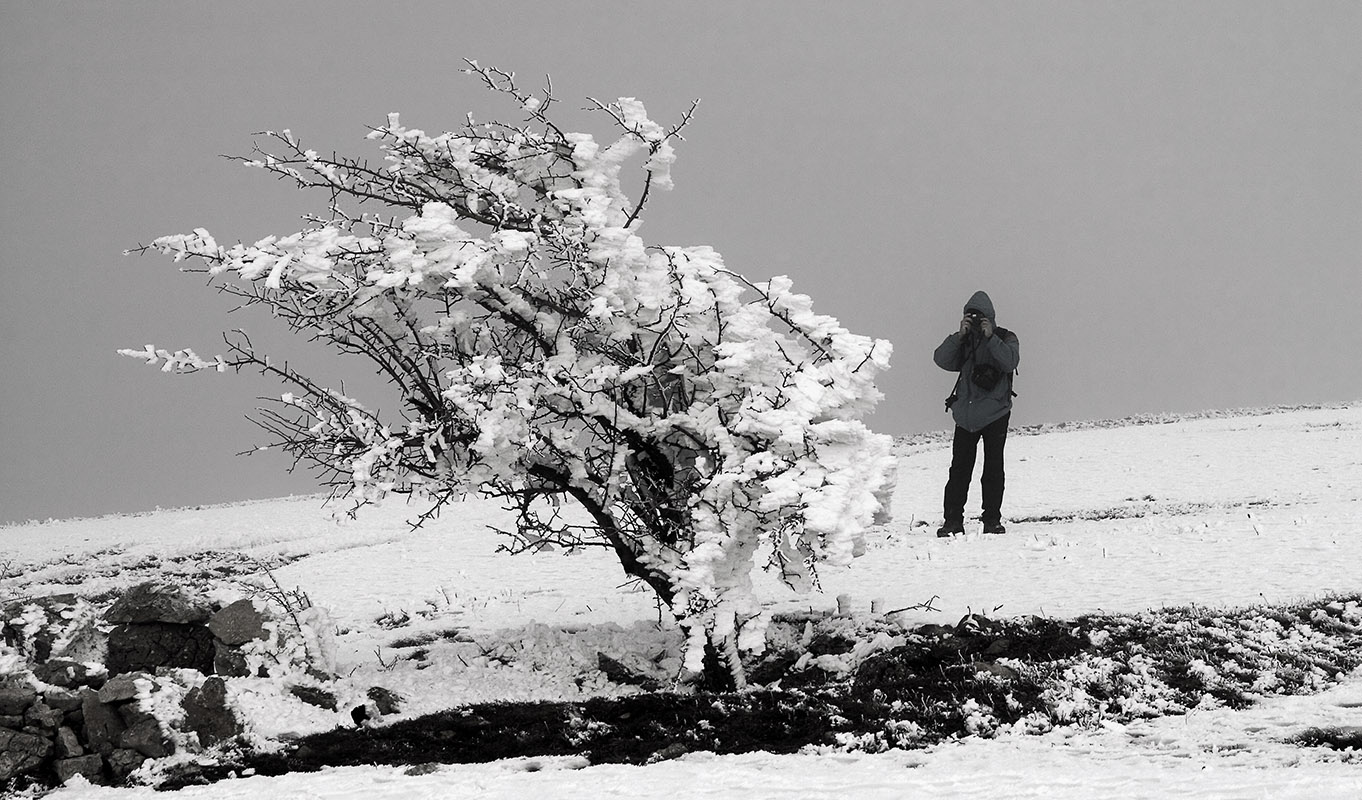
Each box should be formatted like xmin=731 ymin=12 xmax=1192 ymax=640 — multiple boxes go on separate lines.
xmin=933 ymin=290 xmax=1020 ymax=537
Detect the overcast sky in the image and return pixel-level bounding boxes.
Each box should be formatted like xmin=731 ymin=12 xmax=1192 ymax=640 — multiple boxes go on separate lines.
xmin=2 ymin=1 xmax=1359 ymax=524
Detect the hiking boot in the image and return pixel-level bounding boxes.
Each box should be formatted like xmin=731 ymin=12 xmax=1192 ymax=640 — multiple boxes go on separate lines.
xmin=936 ymin=521 xmax=965 ymax=538
xmin=982 ymin=522 xmax=1007 ymax=535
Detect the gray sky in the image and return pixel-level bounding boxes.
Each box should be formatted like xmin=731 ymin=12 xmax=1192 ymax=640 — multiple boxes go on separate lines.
xmin=2 ymin=1 xmax=1359 ymax=524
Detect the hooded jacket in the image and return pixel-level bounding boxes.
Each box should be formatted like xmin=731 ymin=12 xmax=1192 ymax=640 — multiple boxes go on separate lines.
xmin=933 ymin=291 xmax=1020 ymax=432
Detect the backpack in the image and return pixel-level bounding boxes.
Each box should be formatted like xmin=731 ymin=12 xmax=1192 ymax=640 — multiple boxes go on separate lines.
xmin=944 ymin=327 xmax=1017 ymax=410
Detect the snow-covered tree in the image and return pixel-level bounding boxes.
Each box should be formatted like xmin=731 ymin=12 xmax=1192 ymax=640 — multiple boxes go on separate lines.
xmin=123 ymin=63 xmax=896 ymax=687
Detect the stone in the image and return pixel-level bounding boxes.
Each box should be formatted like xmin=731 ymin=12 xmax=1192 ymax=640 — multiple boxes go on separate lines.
xmin=367 ymin=685 xmax=404 ymax=716
xmin=183 ymin=677 xmax=241 ymax=746
xmin=597 ymin=653 xmax=659 ymax=689
xmin=35 ymin=659 xmax=100 ymax=689
xmin=4 ymin=595 xmax=107 ymax=666
xmin=97 ymin=672 xmax=151 ymax=704
xmin=115 ymin=701 xmax=173 ymax=760
xmin=23 ymin=700 xmax=64 ymax=732
xmin=106 ymin=623 xmax=215 ymax=675
xmin=104 ymin=581 xmax=211 ymax=625
xmin=956 ymin=613 xmax=1003 ymax=635
xmin=972 ymin=661 xmax=1020 ymax=681
xmin=0 ymin=727 xmax=52 ymax=783
xmin=646 ymin=742 xmax=690 ymax=764
xmin=982 ymin=638 xmax=1014 ymax=657
xmin=289 ymin=684 xmax=338 ymax=711
xmin=106 ymin=748 xmax=145 ymax=782
xmin=213 ymin=640 xmax=251 ymax=678
xmin=54 ymin=753 xmax=105 ymax=785
xmin=118 ymin=717 xmax=170 ymax=759
xmin=918 ymin=623 xmax=956 ymax=638
xmin=43 ymin=687 xmax=84 ymax=713
xmin=350 ymin=704 xmax=370 ymax=727
xmin=117 ymin=700 xmax=151 ymax=726
xmin=0 ymin=676 xmax=37 ymax=716
xmin=306 ymin=665 xmax=336 ymax=683
xmin=0 ymin=715 xmax=22 ymax=728
xmin=81 ymin=688 xmax=127 ymax=756
xmin=55 ymin=725 xmax=84 ymax=758
xmin=208 ymin=599 xmax=269 ymax=646
xmin=159 ymin=760 xmax=209 ymax=788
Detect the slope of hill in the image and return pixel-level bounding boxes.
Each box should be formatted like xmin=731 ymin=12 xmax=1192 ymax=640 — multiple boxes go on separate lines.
xmin=4 ymin=403 xmax=1361 ymax=798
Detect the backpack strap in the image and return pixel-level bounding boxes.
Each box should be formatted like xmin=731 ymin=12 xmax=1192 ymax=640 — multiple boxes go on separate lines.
xmin=994 ymin=327 xmax=1018 ymax=397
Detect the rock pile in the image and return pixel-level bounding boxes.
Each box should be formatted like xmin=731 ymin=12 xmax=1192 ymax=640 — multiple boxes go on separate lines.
xmin=0 ymin=583 xmax=271 ymax=788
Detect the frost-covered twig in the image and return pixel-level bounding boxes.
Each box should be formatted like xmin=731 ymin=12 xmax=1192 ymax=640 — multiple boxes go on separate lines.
xmin=886 ymin=595 xmax=942 ymax=616
xmin=244 ymin=556 xmax=316 ymax=666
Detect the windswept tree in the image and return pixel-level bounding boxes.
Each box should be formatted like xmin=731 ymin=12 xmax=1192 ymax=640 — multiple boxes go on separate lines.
xmin=123 ymin=63 xmax=896 ymax=686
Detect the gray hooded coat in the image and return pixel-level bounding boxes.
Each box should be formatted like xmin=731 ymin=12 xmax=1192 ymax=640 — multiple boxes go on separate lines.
xmin=933 ymin=291 xmax=1020 ymax=432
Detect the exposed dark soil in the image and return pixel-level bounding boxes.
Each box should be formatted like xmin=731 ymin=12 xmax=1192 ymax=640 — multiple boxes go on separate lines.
xmin=1290 ymin=726 xmax=1362 ymax=751
xmin=157 ymin=595 xmax=1362 ymax=791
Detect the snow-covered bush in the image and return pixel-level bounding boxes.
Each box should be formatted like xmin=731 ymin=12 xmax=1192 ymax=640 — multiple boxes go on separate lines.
xmin=122 ymin=63 xmax=896 ymax=685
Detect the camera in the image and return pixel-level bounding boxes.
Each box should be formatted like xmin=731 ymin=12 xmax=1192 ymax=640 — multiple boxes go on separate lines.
xmin=964 ymin=310 xmax=985 ymax=333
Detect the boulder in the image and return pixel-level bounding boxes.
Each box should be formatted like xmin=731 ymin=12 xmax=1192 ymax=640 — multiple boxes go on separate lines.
xmin=54 ymin=753 xmax=105 ymax=785
xmin=106 ymin=748 xmax=145 ymax=782
xmin=646 ymin=742 xmax=689 ymax=764
xmin=43 ymin=687 xmax=84 ymax=713
xmin=0 ymin=727 xmax=52 ymax=783
xmin=982 ymin=638 xmax=1014 ymax=657
xmin=367 ymin=686 xmax=404 ymax=716
xmin=104 ymin=582 xmax=211 ymax=625
xmin=350 ymin=704 xmax=370 ymax=727
xmin=596 ymin=653 xmax=659 ymax=689
xmin=289 ymin=684 xmax=338 ymax=711
xmin=80 ymin=688 xmax=127 ymax=756
xmin=106 ymin=623 xmax=215 ymax=675
xmin=956 ymin=613 xmax=1003 ymax=635
xmin=97 ymin=672 xmax=151 ymax=705
xmin=183 ymin=677 xmax=241 ymax=746
xmin=212 ymin=640 xmax=251 ymax=678
xmin=118 ymin=717 xmax=171 ymax=759
xmin=23 ymin=700 xmax=64 ymax=732
xmin=117 ymin=703 xmax=172 ymax=759
xmin=35 ymin=659 xmax=101 ymax=689
xmin=0 ymin=676 xmax=37 ymax=716
xmin=971 ymin=661 xmax=1020 ymax=681
xmin=208 ymin=599 xmax=269 ymax=646
xmin=55 ymin=725 xmax=84 ymax=758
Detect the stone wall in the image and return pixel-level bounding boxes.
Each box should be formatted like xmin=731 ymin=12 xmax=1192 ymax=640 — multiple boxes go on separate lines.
xmin=0 ymin=583 xmax=271 ymax=789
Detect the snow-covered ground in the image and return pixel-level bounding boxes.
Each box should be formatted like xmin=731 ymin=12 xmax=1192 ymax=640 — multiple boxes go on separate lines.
xmin=5 ymin=404 xmax=1362 ymax=798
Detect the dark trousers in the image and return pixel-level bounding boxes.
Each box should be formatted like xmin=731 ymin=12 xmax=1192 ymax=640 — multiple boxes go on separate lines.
xmin=943 ymin=413 xmax=1010 ymax=526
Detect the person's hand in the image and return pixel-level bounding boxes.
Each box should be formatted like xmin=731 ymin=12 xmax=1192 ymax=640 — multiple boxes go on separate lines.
xmin=979 ymin=318 xmax=994 ymax=339
xmin=959 ymin=317 xmax=973 ymax=337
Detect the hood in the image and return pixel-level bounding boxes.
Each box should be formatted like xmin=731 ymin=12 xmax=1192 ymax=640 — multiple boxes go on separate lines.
xmin=964 ymin=290 xmax=996 ymax=323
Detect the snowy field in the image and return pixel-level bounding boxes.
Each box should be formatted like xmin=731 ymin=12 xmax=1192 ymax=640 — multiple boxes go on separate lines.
xmin=5 ymin=403 xmax=1362 ymax=798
